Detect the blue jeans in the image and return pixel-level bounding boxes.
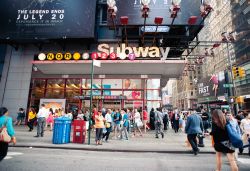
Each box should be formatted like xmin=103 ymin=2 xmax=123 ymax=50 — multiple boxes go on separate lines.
xmin=37 ymin=117 xmax=46 ymax=136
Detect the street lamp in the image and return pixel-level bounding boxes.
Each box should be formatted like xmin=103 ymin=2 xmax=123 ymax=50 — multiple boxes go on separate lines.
xmin=120 ymin=16 xmax=129 ymax=46
xmin=141 ymin=0 xmax=151 ymax=46
xmin=107 ymin=0 xmax=119 ymax=46
xmin=152 ymin=16 xmax=163 ymax=45
xmin=170 ymin=0 xmax=181 ymax=19
xmin=221 ymin=31 xmax=238 ymax=114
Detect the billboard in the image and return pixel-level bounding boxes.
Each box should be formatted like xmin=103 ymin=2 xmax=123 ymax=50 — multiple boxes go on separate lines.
xmin=197 ymin=71 xmax=227 ymax=99
xmin=111 ymin=0 xmax=202 ymax=25
xmin=0 ymin=0 xmax=97 ymax=40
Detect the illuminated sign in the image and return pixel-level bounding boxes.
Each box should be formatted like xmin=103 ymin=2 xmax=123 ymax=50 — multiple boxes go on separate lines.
xmin=98 ymin=43 xmax=170 ymax=59
xmin=36 ymin=43 xmax=171 ymax=61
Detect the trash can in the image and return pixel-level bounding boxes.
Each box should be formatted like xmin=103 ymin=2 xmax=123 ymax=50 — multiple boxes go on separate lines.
xmin=73 ymin=120 xmax=86 ymax=144
xmin=52 ymin=117 xmax=71 ymax=144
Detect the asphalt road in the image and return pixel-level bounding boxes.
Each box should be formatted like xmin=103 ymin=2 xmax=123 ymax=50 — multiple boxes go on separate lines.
xmin=1 ymin=147 xmax=250 ymax=171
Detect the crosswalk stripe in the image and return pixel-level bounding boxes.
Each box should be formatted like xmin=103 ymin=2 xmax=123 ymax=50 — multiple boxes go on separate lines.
xmin=7 ymin=152 xmax=23 ymax=156
xmin=238 ymin=158 xmax=250 ymax=164
xmin=4 ymin=156 xmax=13 ymax=160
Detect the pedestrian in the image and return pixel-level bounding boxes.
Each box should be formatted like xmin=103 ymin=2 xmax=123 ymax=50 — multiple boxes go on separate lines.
xmin=201 ymin=108 xmax=210 ymax=133
xmin=154 ymin=108 xmax=164 ymax=139
xmin=95 ymin=111 xmax=105 ymax=145
xmin=34 ymin=104 xmax=48 ymax=137
xmin=162 ymin=109 xmax=169 ymax=130
xmin=0 ymin=107 xmax=16 ymax=162
xmin=185 ymin=109 xmax=203 ymax=155
xmin=14 ymin=108 xmax=25 ymax=126
xmin=173 ymin=109 xmax=180 ymax=133
xmin=113 ymin=109 xmax=122 ymax=139
xmin=133 ymin=109 xmax=143 ymax=137
xmin=210 ymin=109 xmax=238 ymax=171
xmin=142 ymin=107 xmax=149 ymax=133
xmin=46 ymin=108 xmax=54 ymax=131
xmin=27 ymin=107 xmax=37 ymax=132
xmin=120 ymin=109 xmax=129 ymax=140
xmin=240 ymin=112 xmax=250 ymax=156
xmin=149 ymin=108 xmax=155 ymax=130
xmin=103 ymin=109 xmax=112 ymax=142
xmin=126 ymin=108 xmax=132 ymax=133
xmin=236 ymin=110 xmax=245 ymax=153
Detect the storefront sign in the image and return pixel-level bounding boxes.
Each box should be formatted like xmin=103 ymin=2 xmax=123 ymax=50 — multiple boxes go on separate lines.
xmin=98 ymin=43 xmax=170 ymax=58
xmin=35 ymin=43 xmax=171 ymax=60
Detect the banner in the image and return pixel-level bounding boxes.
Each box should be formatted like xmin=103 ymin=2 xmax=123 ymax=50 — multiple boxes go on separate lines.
xmin=0 ymin=0 xmax=97 ymax=39
xmin=110 ymin=0 xmax=202 ymax=25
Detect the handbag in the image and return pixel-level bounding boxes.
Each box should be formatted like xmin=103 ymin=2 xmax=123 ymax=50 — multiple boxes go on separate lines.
xmin=0 ymin=118 xmax=11 ymax=143
xmin=136 ymin=120 xmax=143 ymax=127
xmin=105 ymin=122 xmax=111 ymax=128
xmin=226 ymin=122 xmax=243 ymax=148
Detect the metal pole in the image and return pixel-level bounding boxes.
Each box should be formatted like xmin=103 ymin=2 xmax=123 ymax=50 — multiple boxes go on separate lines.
xmin=226 ymin=42 xmax=238 ymax=115
xmin=88 ymin=60 xmax=94 ymax=145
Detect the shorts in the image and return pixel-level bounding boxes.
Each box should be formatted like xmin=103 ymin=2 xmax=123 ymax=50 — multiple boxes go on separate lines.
xmin=214 ymin=142 xmax=235 ymax=154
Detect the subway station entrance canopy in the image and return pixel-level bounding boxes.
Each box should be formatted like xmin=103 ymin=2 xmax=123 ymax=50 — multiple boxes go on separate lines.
xmin=32 ymin=60 xmax=186 ymax=78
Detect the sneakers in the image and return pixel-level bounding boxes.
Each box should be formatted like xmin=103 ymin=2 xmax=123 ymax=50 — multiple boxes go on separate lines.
xmin=34 ymin=135 xmax=39 ymax=138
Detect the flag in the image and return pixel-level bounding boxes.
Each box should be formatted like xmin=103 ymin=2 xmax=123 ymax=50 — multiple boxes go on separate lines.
xmin=93 ymin=60 xmax=101 ymax=67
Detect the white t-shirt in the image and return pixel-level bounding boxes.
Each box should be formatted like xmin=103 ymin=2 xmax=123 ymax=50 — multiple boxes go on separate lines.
xmin=241 ymin=119 xmax=250 ymax=134
xmin=134 ymin=112 xmax=141 ymax=123
xmin=105 ymin=113 xmax=112 ymax=123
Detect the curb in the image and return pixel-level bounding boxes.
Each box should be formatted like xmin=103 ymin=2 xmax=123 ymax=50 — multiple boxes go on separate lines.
xmin=10 ymin=145 xmax=216 ymax=154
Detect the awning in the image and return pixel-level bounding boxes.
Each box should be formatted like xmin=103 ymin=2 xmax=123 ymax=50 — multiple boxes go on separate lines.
xmin=32 ymin=60 xmax=186 ymax=77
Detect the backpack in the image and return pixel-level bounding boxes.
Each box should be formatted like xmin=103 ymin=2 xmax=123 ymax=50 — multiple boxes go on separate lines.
xmin=226 ymin=122 xmax=243 ymax=148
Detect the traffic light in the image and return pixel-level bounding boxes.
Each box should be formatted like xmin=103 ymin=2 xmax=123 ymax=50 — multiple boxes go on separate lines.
xmin=232 ymin=67 xmax=239 ymax=79
xmin=238 ymin=67 xmax=246 ymax=78
xmin=236 ymin=96 xmax=244 ymax=103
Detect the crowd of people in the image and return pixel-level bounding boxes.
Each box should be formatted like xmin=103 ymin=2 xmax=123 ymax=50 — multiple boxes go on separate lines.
xmin=1 ymin=103 xmax=250 ymax=171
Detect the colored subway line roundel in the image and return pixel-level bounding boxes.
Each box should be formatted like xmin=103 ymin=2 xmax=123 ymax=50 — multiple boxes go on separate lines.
xmin=37 ymin=52 xmax=134 ymax=61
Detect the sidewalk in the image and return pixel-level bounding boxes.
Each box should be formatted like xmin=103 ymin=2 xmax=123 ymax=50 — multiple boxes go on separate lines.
xmin=10 ymin=125 xmax=216 ymax=154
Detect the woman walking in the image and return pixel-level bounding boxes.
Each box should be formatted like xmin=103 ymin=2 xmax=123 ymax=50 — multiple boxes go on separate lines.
xmin=103 ymin=109 xmax=112 ymax=142
xmin=0 ymin=107 xmax=16 ymax=161
xmin=95 ymin=111 xmax=105 ymax=145
xmin=210 ymin=109 xmax=238 ymax=171
xmin=240 ymin=112 xmax=250 ymax=155
xmin=27 ymin=107 xmax=37 ymax=132
xmin=133 ymin=109 xmax=143 ymax=137
xmin=46 ymin=108 xmax=54 ymax=131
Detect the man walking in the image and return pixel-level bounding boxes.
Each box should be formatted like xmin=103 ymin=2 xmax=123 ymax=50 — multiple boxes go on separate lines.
xmin=185 ymin=109 xmax=204 ymax=155
xmin=154 ymin=108 xmax=164 ymax=139
xmin=34 ymin=104 xmax=48 ymax=137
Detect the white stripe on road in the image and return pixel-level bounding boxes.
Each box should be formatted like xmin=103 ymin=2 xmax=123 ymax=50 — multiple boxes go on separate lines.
xmin=4 ymin=156 xmax=13 ymax=160
xmin=7 ymin=152 xmax=23 ymax=156
xmin=238 ymin=158 xmax=250 ymax=164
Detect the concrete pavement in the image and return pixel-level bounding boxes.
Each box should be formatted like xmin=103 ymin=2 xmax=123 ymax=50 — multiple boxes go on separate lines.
xmin=1 ymin=148 xmax=250 ymax=171
xmin=10 ymin=125 xmax=216 ymax=153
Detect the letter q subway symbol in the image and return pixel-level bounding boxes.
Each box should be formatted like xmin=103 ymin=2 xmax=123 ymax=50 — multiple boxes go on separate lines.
xmin=55 ymin=53 xmax=63 ymax=60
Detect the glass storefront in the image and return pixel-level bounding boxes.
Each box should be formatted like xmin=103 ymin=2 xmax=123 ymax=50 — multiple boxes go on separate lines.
xmin=28 ymin=78 xmax=161 ymax=112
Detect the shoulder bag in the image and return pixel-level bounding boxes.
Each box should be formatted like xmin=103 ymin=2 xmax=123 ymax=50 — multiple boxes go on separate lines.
xmin=226 ymin=122 xmax=243 ymax=148
xmin=0 ymin=117 xmax=12 ymax=143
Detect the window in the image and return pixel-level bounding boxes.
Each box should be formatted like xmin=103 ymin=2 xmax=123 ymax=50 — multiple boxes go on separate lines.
xmin=103 ymin=79 xmax=122 ymax=89
xmin=147 ymin=90 xmax=161 ymax=100
xmin=123 ymin=79 xmax=141 ymax=89
xmin=147 ymin=79 xmax=160 ymax=89
xmin=191 ymin=91 xmax=193 ymax=96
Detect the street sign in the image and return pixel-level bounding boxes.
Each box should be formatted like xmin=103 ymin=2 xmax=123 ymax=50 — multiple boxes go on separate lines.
xmin=223 ymin=84 xmax=233 ymax=88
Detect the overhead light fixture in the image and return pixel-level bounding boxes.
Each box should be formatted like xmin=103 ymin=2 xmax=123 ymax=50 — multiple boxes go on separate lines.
xmin=172 ymin=0 xmax=181 ymax=6
xmin=142 ymin=0 xmax=151 ymax=5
